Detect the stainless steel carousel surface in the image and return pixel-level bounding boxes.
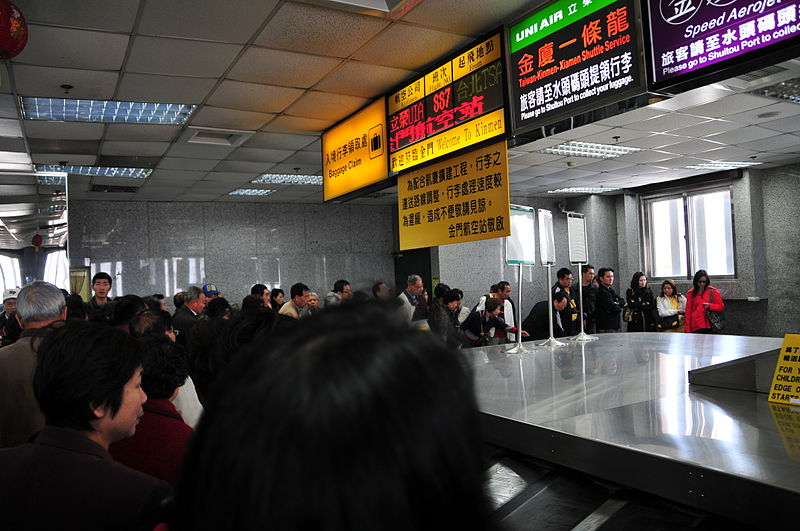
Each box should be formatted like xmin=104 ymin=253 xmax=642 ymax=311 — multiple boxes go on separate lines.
xmin=465 ymin=332 xmax=796 ymax=529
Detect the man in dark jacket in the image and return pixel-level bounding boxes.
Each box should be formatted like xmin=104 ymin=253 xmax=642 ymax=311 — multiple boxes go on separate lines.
xmin=580 ymin=264 xmax=597 ymax=333
xmin=595 ymin=267 xmax=625 ymax=333
xmin=173 ymin=285 xmax=206 ymax=353
xmin=522 ymin=292 xmax=568 ymax=340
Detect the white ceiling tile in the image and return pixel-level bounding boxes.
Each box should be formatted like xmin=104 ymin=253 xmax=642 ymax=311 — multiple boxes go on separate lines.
xmin=158 ymin=157 xmax=219 ymax=171
xmin=282 ymin=151 xmax=322 ymax=166
xmin=675 ymin=119 xmax=741 ymax=139
xmin=268 ymin=163 xmax=321 ymax=174
xmin=662 ymin=139 xmax=726 ymax=155
xmin=284 ymin=91 xmax=370 ymax=122
xmin=579 ymin=159 xmax=635 ymax=172
xmin=101 ymin=141 xmax=170 ymax=157
xmin=737 ymin=134 xmax=800 ymax=152
xmin=256 ymin=3 xmax=389 ymax=57
xmin=208 ymin=81 xmax=304 ymax=113
xmin=402 ymin=0 xmax=531 ymax=36
xmin=214 ymin=160 xmax=276 ymax=173
xmin=619 ymin=132 xmax=692 ymax=149
xmin=13 ymin=64 xmax=119 ymax=99
xmin=138 ymin=0 xmax=280 ymax=43
xmin=653 ymin=156 xmax=708 ymax=169
xmin=18 ymin=0 xmax=138 ymax=31
xmin=261 ymin=115 xmax=335 ymax=134
xmin=0 ymin=118 xmax=23 ymax=138
xmin=166 ymin=143 xmax=236 ymax=160
xmin=596 ymin=107 xmax=666 ymax=126
xmin=32 ymin=153 xmax=97 ymax=165
xmin=683 ymin=93 xmax=776 ymax=118
xmin=127 ymin=36 xmax=242 ymax=77
xmin=725 ymin=101 xmax=800 ymax=125
xmin=202 ymin=172 xmax=257 ymax=183
xmin=0 ymin=95 xmax=18 ymax=119
xmin=509 ymin=136 xmax=564 ymax=152
xmin=104 ymin=124 xmax=182 ymax=142
xmin=625 ymin=112 xmax=708 ymax=132
xmin=578 ymin=128 xmax=651 ymax=145
xmin=755 ymin=152 xmax=800 ymax=163
xmin=0 ymin=151 xmax=31 ymax=164
xmin=649 ymin=85 xmax=734 ymax=112
xmin=706 ymin=125 xmax=780 ymax=145
xmin=511 ymin=165 xmax=563 ymax=178
xmin=17 ymin=25 xmax=129 ymax=70
xmin=190 ymin=107 xmax=275 ymax=130
xmin=226 ymin=147 xmax=293 ymax=163
xmin=229 ymin=48 xmax=342 ymax=88
xmin=352 ymin=24 xmax=471 ymax=70
xmin=557 ymin=124 xmax=613 ymax=140
xmin=243 ymin=132 xmax=317 ymax=150
xmin=760 ymin=114 xmax=800 ymax=134
xmin=24 ymin=121 xmax=104 ymax=140
xmin=0 ymin=162 xmax=33 ymax=171
xmin=116 ymin=73 xmax=217 ymax=104
xmin=315 ymin=61 xmax=416 ymax=98
xmin=148 ymin=170 xmax=207 ymax=183
xmin=91 ymin=177 xmax=145 ymax=187
xmin=509 ymin=152 xmax=565 ymax=166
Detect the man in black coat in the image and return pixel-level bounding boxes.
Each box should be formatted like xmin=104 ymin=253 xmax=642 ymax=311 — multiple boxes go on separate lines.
xmin=522 ymin=292 xmax=569 ymax=340
xmin=173 ymin=285 xmax=207 ymax=353
xmin=0 ymin=320 xmax=172 ymax=531
xmin=595 ymin=267 xmax=625 ymax=333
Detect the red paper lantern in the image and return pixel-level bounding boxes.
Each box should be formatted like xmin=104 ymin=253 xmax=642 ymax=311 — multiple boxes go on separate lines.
xmin=31 ymin=233 xmax=42 ymax=247
xmin=0 ymin=1 xmax=26 ymax=60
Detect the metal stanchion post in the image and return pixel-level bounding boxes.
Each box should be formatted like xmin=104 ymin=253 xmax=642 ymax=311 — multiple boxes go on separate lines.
xmin=571 ymin=262 xmax=598 ymax=342
xmin=537 ymin=264 xmax=567 ymax=347
xmin=507 ymin=263 xmax=533 ymax=354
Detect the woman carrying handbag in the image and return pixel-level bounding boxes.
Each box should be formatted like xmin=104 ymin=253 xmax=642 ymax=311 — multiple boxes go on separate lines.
xmin=684 ymin=270 xmax=725 ymax=334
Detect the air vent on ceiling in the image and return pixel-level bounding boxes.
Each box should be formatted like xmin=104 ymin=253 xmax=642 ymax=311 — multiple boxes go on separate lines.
xmin=718 ymin=58 xmax=800 ymax=92
xmin=178 ymin=126 xmax=255 ymax=147
xmin=91 ymin=184 xmax=138 ymax=193
xmin=749 ymin=78 xmax=800 ymax=105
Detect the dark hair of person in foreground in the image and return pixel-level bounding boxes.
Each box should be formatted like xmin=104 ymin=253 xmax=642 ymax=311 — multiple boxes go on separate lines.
xmin=171 ymin=302 xmax=494 ymax=531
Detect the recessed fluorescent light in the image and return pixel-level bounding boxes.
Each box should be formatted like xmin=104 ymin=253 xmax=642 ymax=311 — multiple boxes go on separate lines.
xmin=685 ymin=161 xmax=762 ymax=170
xmin=38 ymin=205 xmax=67 ymax=214
xmin=21 ymin=97 xmax=196 ymax=124
xmin=251 ymin=173 xmax=322 ymax=186
xmin=537 ymin=141 xmax=643 ymax=159
xmin=228 ymin=189 xmax=275 ymax=196
xmin=547 ymin=186 xmax=621 ymax=194
xmin=35 ymin=172 xmax=68 ymax=185
xmin=35 ymin=164 xmax=152 ymax=178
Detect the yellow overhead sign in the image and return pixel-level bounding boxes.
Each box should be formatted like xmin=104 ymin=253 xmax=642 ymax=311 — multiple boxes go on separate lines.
xmin=769 ymin=334 xmax=800 ymax=406
xmin=390 ymin=107 xmax=504 ymax=174
xmin=322 ymin=98 xmax=388 ymax=202
xmin=453 ymin=34 xmax=502 ymax=81
xmin=398 ymin=141 xmax=511 ymax=250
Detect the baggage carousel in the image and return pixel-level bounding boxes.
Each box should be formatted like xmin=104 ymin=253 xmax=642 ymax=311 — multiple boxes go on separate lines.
xmin=465 ymin=333 xmax=796 ymax=529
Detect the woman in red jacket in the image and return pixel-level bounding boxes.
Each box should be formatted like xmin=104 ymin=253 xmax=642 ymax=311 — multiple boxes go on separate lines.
xmin=684 ymin=270 xmax=724 ymax=334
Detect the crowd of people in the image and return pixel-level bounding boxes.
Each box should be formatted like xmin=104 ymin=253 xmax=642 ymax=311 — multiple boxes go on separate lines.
xmin=0 ymin=267 xmax=725 ymax=529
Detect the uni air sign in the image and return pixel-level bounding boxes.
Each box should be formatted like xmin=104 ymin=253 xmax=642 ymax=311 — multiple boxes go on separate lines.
xmin=510 ymin=0 xmax=619 ymax=53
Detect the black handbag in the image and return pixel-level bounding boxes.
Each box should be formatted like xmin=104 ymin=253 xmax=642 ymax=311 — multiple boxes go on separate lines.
xmin=705 ymin=289 xmax=725 ymax=332
xmin=658 ymin=315 xmax=680 ymax=330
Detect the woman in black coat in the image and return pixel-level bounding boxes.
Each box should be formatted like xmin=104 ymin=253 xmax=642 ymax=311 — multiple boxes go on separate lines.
xmin=626 ymin=272 xmax=657 ymax=332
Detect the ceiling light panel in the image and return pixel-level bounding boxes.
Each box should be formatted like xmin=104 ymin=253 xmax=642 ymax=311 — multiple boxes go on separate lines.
xmin=251 ymin=173 xmax=322 ymax=186
xmin=228 ymin=188 xmax=275 ymax=196
xmin=537 ymin=141 xmax=643 ymax=159
xmin=21 ymin=97 xmax=196 ymax=125
xmin=547 ymin=186 xmax=621 ymax=194
xmin=685 ymin=162 xmax=763 ymax=171
xmin=36 ymin=164 xmax=152 ymax=178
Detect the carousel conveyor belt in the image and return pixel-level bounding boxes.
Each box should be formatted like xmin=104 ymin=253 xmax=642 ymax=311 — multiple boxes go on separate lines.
xmin=486 ymin=448 xmax=757 ymax=531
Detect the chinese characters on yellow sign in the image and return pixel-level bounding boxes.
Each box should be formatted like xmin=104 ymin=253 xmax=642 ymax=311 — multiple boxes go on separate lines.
xmin=397 ymin=141 xmax=510 ymax=250
xmin=769 ymin=334 xmax=800 ymax=406
xmin=322 ymin=98 xmax=388 ymax=202
xmin=388 ymin=35 xmax=506 ymax=174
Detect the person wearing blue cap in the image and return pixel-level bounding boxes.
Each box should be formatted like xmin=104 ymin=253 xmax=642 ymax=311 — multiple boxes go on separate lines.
xmin=201 ymin=283 xmax=222 ymax=300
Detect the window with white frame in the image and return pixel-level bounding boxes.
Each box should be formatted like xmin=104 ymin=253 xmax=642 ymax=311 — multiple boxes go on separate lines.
xmin=0 ymin=254 xmax=22 ymax=294
xmin=44 ymin=250 xmax=70 ymax=291
xmin=642 ymin=186 xmax=735 ymax=279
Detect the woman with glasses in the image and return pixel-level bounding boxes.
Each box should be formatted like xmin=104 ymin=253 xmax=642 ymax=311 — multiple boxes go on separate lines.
xmin=684 ymin=270 xmax=725 ymax=334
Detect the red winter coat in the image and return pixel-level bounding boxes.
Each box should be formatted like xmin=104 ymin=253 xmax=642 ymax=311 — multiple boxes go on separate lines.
xmin=684 ymin=286 xmax=724 ymax=333
xmin=109 ymin=398 xmax=193 ymax=487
